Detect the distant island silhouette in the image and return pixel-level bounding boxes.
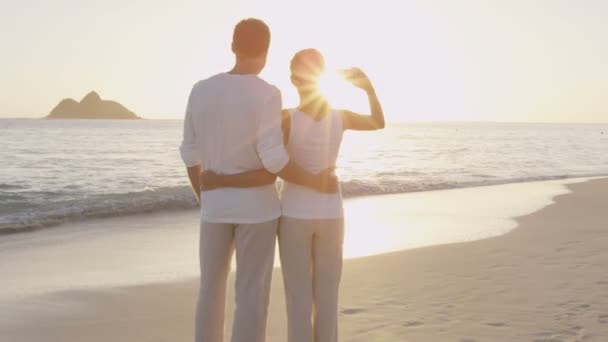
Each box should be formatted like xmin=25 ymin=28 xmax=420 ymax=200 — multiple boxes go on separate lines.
xmin=47 ymin=91 xmax=140 ymax=119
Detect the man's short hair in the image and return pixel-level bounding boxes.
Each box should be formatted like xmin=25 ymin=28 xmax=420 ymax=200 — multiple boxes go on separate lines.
xmin=232 ymin=18 xmax=271 ymax=58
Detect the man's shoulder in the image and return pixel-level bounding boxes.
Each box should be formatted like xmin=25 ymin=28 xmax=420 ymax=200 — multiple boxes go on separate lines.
xmin=249 ymin=77 xmax=281 ymax=97
xmin=189 ymin=74 xmax=281 ymax=108
xmin=241 ymin=77 xmax=281 ymax=105
xmin=193 ymin=74 xmax=279 ymax=92
xmin=191 ymin=73 xmax=226 ymax=89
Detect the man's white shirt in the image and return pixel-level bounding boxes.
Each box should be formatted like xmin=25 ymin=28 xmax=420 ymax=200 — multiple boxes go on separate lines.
xmin=180 ymin=73 xmax=289 ymax=223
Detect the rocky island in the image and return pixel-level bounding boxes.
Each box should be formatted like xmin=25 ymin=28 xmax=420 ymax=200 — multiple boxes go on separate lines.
xmin=47 ymin=91 xmax=140 ymax=119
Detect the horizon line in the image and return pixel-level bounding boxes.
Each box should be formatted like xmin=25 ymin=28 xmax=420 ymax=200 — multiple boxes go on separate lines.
xmin=1 ymin=116 xmax=607 ymax=125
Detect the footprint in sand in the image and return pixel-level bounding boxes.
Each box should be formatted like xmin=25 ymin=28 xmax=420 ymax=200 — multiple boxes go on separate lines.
xmin=534 ymin=326 xmax=585 ymax=342
xmin=599 ymin=314 xmax=608 ymax=324
xmin=486 ymin=322 xmax=507 ymax=327
xmin=402 ymin=321 xmax=424 ymax=327
xmin=340 ymin=307 xmax=366 ymax=315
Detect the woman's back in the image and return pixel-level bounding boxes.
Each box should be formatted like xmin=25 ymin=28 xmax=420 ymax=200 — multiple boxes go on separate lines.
xmin=281 ymin=109 xmax=344 ymax=219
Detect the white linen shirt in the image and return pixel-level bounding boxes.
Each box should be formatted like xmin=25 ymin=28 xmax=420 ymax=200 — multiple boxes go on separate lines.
xmin=180 ymin=73 xmax=289 ymax=223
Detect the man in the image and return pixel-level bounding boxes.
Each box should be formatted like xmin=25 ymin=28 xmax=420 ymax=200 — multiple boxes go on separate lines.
xmin=180 ymin=18 xmax=336 ymax=342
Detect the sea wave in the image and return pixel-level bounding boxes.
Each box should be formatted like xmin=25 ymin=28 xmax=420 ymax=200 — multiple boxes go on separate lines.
xmin=1 ymin=173 xmax=605 ymax=235
xmin=0 ymin=183 xmax=29 ymax=191
xmin=0 ymin=186 xmax=196 ymax=234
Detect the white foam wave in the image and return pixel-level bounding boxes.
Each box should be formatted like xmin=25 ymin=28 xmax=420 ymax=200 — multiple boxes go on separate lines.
xmin=2 ymin=173 xmax=605 ymax=234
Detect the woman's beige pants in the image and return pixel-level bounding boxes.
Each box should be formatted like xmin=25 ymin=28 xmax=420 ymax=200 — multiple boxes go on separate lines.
xmin=278 ymin=216 xmax=345 ymax=342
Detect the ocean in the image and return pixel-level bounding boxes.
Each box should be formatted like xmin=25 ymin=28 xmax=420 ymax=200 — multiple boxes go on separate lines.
xmin=1 ymin=119 xmax=607 ymax=234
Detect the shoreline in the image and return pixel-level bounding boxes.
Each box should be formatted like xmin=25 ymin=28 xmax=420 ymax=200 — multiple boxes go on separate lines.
xmin=0 ymin=177 xmax=590 ymax=301
xmin=3 ymin=174 xmax=607 ymax=236
xmin=2 ymin=177 xmax=608 ymax=341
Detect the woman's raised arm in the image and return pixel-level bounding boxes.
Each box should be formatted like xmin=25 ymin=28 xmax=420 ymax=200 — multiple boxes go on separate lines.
xmin=341 ymin=68 xmax=385 ymax=131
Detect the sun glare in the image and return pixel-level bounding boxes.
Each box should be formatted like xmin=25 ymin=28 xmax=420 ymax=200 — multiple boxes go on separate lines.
xmin=319 ymin=71 xmax=344 ymax=100
xmin=319 ymin=70 xmax=369 ymax=112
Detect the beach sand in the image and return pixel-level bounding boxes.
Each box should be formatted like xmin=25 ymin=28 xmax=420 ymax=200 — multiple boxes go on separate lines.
xmin=2 ymin=178 xmax=607 ymax=341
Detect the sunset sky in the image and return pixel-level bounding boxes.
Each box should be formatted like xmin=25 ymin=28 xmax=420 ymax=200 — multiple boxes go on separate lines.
xmin=1 ymin=0 xmax=607 ymax=122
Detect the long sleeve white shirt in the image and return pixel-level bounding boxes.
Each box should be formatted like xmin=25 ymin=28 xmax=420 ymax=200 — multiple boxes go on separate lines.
xmin=180 ymin=73 xmax=289 ymax=223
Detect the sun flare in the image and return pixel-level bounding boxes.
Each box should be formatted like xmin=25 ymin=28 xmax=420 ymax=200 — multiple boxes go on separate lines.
xmin=318 ymin=70 xmax=369 ymax=112
xmin=318 ymin=71 xmax=347 ymax=105
xmin=317 ymin=69 xmax=371 ymax=114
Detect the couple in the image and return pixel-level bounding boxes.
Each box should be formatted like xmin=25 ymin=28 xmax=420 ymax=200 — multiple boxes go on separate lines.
xmin=180 ymin=18 xmax=385 ymax=342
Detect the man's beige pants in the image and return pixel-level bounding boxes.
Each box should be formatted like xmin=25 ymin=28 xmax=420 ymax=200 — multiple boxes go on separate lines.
xmin=278 ymin=217 xmax=345 ymax=342
xmin=195 ymin=219 xmax=278 ymax=342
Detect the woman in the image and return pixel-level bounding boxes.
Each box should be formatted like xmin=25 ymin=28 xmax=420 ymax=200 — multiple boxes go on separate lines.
xmin=201 ymin=49 xmax=385 ymax=342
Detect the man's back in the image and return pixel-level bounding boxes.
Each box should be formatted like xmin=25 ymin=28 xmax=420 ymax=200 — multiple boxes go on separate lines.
xmin=180 ymin=73 xmax=288 ymax=223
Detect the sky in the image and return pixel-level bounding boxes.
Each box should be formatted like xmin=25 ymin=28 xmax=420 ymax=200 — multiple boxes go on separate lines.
xmin=1 ymin=0 xmax=607 ymax=122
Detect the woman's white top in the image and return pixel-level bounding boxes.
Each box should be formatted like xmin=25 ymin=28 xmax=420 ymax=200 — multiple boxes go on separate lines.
xmin=281 ymin=109 xmax=344 ymax=219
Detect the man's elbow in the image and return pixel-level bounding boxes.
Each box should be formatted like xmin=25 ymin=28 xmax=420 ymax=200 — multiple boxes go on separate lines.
xmin=259 ymin=146 xmax=290 ymax=175
xmin=182 ymin=159 xmax=201 ymax=169
xmin=179 ymin=144 xmax=202 ymax=168
xmin=267 ymin=158 xmax=289 ymax=176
